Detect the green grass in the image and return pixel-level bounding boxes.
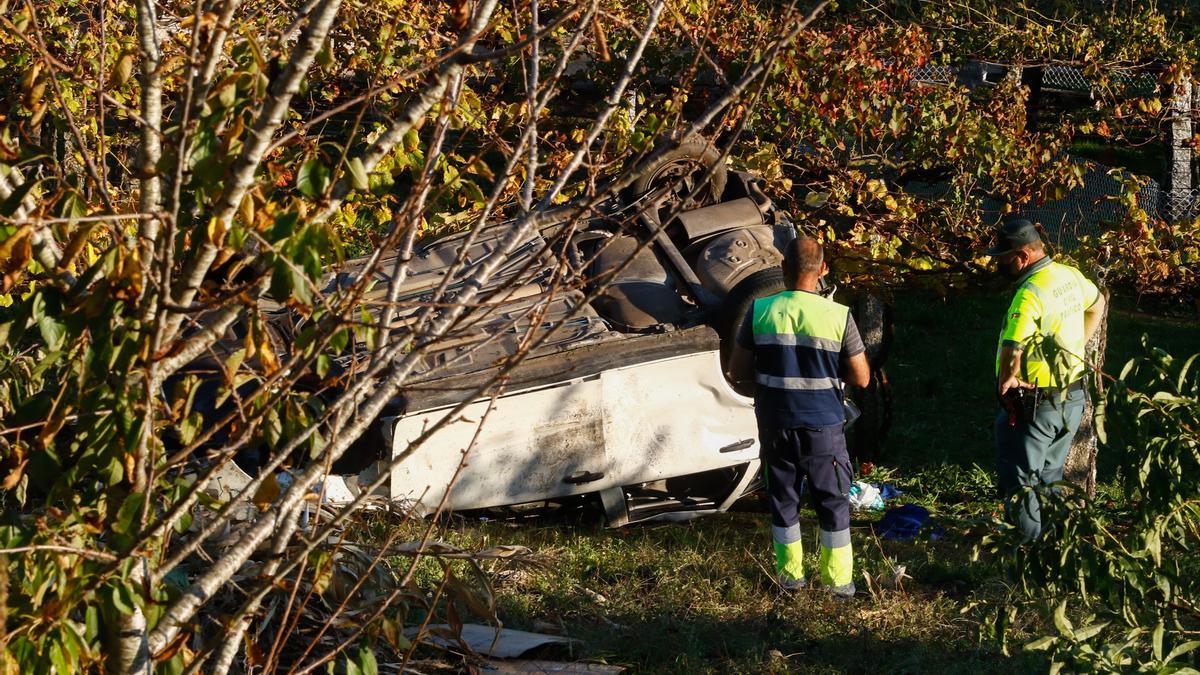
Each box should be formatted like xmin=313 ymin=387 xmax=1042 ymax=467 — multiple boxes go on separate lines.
xmin=376 ymin=291 xmax=1199 ymax=673
xmin=383 ymin=509 xmax=1035 ymax=674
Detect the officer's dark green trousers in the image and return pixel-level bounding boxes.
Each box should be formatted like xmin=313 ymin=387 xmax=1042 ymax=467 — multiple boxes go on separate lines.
xmin=994 ymin=386 xmax=1086 ymax=542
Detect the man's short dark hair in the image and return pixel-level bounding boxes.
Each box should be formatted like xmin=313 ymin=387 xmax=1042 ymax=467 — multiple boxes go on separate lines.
xmin=783 ymin=236 xmax=824 ymax=282
xmin=1022 ymin=238 xmax=1046 ymax=253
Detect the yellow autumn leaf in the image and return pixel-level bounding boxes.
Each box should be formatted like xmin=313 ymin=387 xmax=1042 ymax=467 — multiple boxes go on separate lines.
xmin=252 ymin=473 xmax=280 ymax=511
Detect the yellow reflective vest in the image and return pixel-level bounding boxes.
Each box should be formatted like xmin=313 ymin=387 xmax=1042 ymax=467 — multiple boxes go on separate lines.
xmin=751 ymin=290 xmax=850 ymax=427
xmin=995 ymin=257 xmax=1100 ymax=387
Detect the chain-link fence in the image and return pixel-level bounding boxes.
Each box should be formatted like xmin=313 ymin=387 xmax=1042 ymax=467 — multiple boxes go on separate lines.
xmin=1162 ymin=188 xmax=1200 ymax=222
xmin=905 ymin=60 xmax=1195 ymax=245
xmin=1006 ymin=157 xmax=1161 ymax=250
xmin=911 ymin=61 xmax=1160 ymax=99
xmin=1014 ymin=160 xmax=1200 ymax=250
xmin=1042 ymin=65 xmax=1160 ymax=98
xmin=906 ymin=156 xmax=1167 ymax=253
xmin=909 ymin=63 xmax=955 ymax=85
xmin=1042 ymin=65 xmax=1091 ymax=93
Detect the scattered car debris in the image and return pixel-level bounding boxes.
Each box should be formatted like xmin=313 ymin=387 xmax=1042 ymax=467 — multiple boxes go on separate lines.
xmin=406 ymin=624 xmax=578 ymax=659
xmin=848 ymin=481 xmax=884 ymax=511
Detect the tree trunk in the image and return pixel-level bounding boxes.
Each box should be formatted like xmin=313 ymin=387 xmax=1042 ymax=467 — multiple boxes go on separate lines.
xmin=849 ymin=293 xmax=893 ymax=461
xmin=1063 ymin=290 xmax=1109 ymax=497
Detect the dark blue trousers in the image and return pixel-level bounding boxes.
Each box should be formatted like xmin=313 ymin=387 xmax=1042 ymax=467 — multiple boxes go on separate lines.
xmin=760 ymin=426 xmax=853 ymax=534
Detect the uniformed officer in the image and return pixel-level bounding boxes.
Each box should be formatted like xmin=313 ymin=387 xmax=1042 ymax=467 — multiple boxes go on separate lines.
xmin=727 ymin=236 xmax=870 ymax=597
xmin=989 ymin=219 xmax=1106 ymax=542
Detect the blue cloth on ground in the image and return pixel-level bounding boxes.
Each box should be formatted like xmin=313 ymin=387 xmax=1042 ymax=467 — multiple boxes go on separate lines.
xmin=876 ymin=504 xmax=944 ymax=540
xmin=879 ymin=484 xmax=903 ymax=500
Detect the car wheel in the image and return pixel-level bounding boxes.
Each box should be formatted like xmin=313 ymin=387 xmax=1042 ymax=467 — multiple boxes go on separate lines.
xmin=717 ymin=267 xmax=785 ymax=374
xmin=626 ymin=135 xmax=728 ymax=226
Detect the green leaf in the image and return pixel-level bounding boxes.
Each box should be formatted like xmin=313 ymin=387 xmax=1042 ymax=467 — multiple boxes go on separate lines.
xmin=114 ymin=493 xmax=147 ymax=536
xmin=329 ymin=328 xmax=349 ymax=353
xmin=48 ymin=639 xmax=68 ymax=675
xmin=269 ymin=258 xmax=304 ymax=303
xmin=402 ymin=127 xmax=420 ymax=153
xmin=1023 ymin=636 xmax=1056 ymax=651
xmin=263 ymin=407 xmax=283 ymax=448
xmin=178 ymin=411 xmax=203 ymax=446
xmin=288 ymin=262 xmax=312 ymax=305
xmin=270 ymin=211 xmax=300 ymax=243
xmin=37 ymin=315 xmax=65 ymax=352
xmin=357 ymin=646 xmax=378 ymax=675
xmin=1145 ymin=528 xmax=1162 ymax=566
xmin=173 ymin=510 xmax=193 ymax=534
xmin=347 ymin=157 xmax=370 ymax=191
xmin=297 ymin=158 xmax=331 ymax=199
xmin=224 ymin=348 xmax=247 ymax=383
xmin=85 ymin=605 xmax=100 ymax=642
xmin=1072 ymin=621 xmax=1108 ymax=641
xmin=218 ymin=82 xmax=237 ymax=108
xmin=108 ymin=584 xmax=134 ymax=615
xmin=1165 ymin=640 xmax=1200 ymax=663
xmin=804 ymin=191 xmax=829 ymax=208
xmin=1153 ymin=621 xmax=1164 ymax=661
xmin=1053 ymin=600 xmax=1074 ymax=638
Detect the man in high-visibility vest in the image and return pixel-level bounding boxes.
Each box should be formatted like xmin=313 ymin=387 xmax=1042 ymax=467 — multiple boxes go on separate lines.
xmin=727 ymin=236 xmax=870 ymax=597
xmin=989 ymin=219 xmax=1106 ymax=542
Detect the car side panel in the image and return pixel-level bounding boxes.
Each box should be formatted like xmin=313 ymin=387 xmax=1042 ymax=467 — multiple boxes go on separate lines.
xmin=389 ymin=375 xmax=611 ymax=511
xmin=387 ymin=350 xmax=759 ymax=512
xmin=600 ymin=351 xmax=759 ymax=486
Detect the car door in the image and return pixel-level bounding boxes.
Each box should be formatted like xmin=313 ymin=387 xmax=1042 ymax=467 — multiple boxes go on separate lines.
xmin=386 ymin=373 xmax=613 ymax=511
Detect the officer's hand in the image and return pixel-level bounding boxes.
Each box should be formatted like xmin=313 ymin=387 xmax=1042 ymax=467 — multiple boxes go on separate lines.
xmin=998 ymin=376 xmax=1035 ymax=398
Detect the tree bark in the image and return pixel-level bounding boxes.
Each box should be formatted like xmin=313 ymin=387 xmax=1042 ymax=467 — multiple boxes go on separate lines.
xmin=1063 ymin=290 xmax=1109 ymax=497
xmin=849 ymin=293 xmax=893 ymax=460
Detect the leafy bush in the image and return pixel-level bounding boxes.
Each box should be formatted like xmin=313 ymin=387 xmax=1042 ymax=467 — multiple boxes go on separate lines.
xmin=981 ymin=343 xmax=1200 ymax=672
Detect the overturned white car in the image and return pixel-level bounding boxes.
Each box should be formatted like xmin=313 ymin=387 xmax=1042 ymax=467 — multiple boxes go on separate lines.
xmin=213 ymin=140 xmax=891 ymax=525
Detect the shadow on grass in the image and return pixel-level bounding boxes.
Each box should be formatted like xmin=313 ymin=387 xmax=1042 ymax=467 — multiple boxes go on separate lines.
xmin=500 ymin=605 xmax=1044 ymax=674
xmin=463 ymin=510 xmax=1034 ymax=674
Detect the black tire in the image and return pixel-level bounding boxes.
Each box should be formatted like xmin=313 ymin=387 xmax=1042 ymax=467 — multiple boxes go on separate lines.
xmin=626 ymin=135 xmax=728 ymax=225
xmin=847 ymin=294 xmax=894 ymax=461
xmin=717 ymin=267 xmax=785 ymax=373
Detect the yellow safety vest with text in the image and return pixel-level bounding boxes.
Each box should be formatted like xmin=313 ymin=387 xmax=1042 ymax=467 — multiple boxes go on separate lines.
xmin=995 ymin=258 xmax=1100 ymax=388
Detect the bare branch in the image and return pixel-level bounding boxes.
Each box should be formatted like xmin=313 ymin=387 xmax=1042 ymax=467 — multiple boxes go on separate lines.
xmin=167 ymin=0 xmax=344 ymax=340
xmin=0 ymin=166 xmax=70 ymax=282
xmin=135 ymin=0 xmax=165 ymax=251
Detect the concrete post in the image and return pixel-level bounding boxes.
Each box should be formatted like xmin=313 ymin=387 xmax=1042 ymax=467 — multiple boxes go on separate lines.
xmin=1163 ymin=80 xmax=1194 ymax=221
